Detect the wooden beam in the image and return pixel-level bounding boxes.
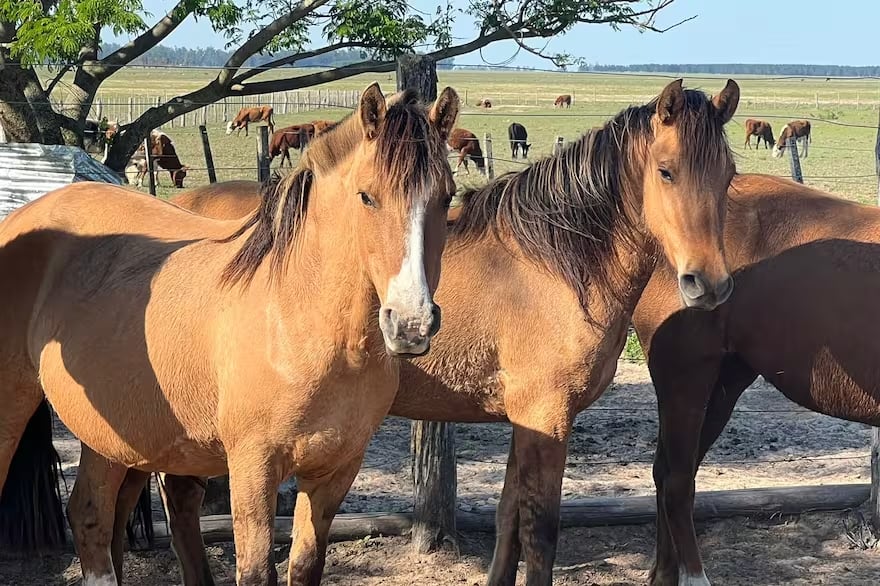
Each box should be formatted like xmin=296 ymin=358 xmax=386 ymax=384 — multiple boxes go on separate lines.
xmin=145 ymin=484 xmax=870 ymax=547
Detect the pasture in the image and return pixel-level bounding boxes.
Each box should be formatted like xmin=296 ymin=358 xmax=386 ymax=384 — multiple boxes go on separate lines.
xmin=10 ymin=67 xmax=880 ymax=585
xmin=59 ymin=66 xmax=880 ymax=202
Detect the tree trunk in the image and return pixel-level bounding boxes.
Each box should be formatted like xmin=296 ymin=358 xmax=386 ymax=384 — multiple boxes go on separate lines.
xmin=397 ymin=54 xmax=458 ymax=554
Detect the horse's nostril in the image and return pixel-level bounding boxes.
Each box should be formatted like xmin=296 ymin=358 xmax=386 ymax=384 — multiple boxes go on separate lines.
xmin=679 ymin=273 xmax=707 ymax=299
xmin=428 ymin=304 xmax=442 ymax=337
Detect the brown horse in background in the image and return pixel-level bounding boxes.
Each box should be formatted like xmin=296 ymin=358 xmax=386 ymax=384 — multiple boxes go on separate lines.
xmin=226 ymin=106 xmax=275 ymax=137
xmin=106 ymin=79 xmax=741 ymax=586
xmin=743 ymin=118 xmax=774 ymax=149
xmin=632 ymin=173 xmax=880 ymax=586
xmin=311 ymin=119 xmax=338 ymax=135
xmin=554 ymin=94 xmax=572 ymax=108
xmin=269 ymin=124 xmax=315 ymax=167
xmin=772 ymin=119 xmax=811 ymax=158
xmin=447 ymin=128 xmax=486 ymax=175
xmin=0 ymin=83 xmax=460 ymax=586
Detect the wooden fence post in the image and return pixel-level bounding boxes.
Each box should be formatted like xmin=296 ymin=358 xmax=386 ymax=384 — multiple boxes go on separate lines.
xmin=128 ymin=97 xmax=134 ymax=124
xmin=554 ymin=135 xmax=565 ymax=157
xmin=787 ymin=137 xmax=803 ymax=184
xmin=872 ymin=429 xmax=880 ymax=531
xmin=144 ymin=137 xmax=157 ymax=196
xmin=484 ymin=133 xmax=495 ymax=180
xmin=396 ymin=53 xmax=458 ymax=554
xmin=257 ymin=125 xmax=270 ymax=183
xmin=199 ymin=125 xmax=217 ymax=184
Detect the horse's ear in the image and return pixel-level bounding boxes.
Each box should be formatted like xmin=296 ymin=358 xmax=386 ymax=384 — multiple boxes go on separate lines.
xmin=656 ymin=79 xmax=685 ymax=125
xmin=429 ymin=87 xmax=460 ymax=142
xmin=359 ymin=82 xmax=387 ymax=141
xmin=711 ymin=79 xmax=740 ymax=125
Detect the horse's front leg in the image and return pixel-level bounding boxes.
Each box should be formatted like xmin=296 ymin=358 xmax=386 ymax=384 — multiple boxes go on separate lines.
xmin=486 ymin=435 xmax=522 ymax=586
xmin=68 ymin=445 xmax=129 ymax=586
xmin=287 ymin=455 xmax=364 ymax=586
xmin=501 ymin=391 xmax=572 ymax=586
xmin=228 ymin=446 xmax=282 ymax=586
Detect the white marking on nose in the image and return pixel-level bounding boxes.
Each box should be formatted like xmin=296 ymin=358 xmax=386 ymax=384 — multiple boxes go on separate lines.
xmin=385 ymin=193 xmax=431 ymax=326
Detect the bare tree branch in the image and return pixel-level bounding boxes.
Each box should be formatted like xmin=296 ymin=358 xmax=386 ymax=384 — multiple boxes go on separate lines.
xmin=45 ymin=63 xmax=72 ymax=96
xmin=231 ymin=41 xmax=373 ymax=85
xmin=217 ymin=0 xmax=332 ymax=88
xmin=92 ymin=0 xmax=195 ymax=79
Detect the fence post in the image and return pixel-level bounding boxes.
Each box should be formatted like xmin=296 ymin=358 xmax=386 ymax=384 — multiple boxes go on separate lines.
xmin=144 ymin=137 xmax=157 ymax=196
xmin=257 ymin=125 xmax=270 ymax=183
xmin=787 ymin=137 xmax=803 ymax=184
xmin=554 ymin=135 xmax=565 ymax=157
xmin=396 ymin=53 xmax=458 ymax=554
xmin=199 ymin=125 xmax=217 ymax=184
xmin=872 ymin=428 xmax=880 ymax=531
xmin=128 ymin=97 xmax=134 ymax=124
xmin=484 ymin=133 xmax=495 ymax=180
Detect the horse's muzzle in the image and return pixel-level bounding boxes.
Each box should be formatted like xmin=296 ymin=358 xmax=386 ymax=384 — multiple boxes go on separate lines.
xmin=380 ymin=303 xmax=441 ymax=358
xmin=678 ymin=272 xmax=733 ymax=311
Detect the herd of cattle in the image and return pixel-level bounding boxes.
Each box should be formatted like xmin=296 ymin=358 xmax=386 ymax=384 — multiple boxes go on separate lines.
xmin=81 ymin=94 xmax=813 ymax=190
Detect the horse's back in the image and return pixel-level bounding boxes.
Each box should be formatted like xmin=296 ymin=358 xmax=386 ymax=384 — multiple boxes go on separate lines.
xmin=169 ymin=181 xmax=262 ymax=220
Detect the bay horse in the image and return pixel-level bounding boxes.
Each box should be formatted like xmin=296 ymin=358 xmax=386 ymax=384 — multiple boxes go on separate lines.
xmin=269 ymin=124 xmax=316 ymax=167
xmin=226 ymin=105 xmax=276 ymax=137
xmin=0 ymin=83 xmax=460 ymax=586
xmin=104 ymin=79 xmax=740 ymax=586
xmin=447 ymin=128 xmax=486 ymax=175
xmin=772 ymin=119 xmax=810 ymax=158
xmin=554 ymin=94 xmax=572 ymax=108
xmin=743 ymin=118 xmax=774 ymax=149
xmin=631 ymin=172 xmax=880 ymax=586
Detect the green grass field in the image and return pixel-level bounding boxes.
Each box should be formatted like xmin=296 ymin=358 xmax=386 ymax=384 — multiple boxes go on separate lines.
xmin=44 ymin=67 xmax=880 ymax=202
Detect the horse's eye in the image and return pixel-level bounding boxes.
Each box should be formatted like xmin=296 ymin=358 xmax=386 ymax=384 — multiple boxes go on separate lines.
xmin=442 ymin=194 xmax=454 ymax=210
xmin=659 ymin=168 xmax=673 ymax=183
xmin=359 ymin=191 xmax=375 ymax=208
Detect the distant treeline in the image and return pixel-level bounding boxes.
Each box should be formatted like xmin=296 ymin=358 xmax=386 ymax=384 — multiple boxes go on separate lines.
xmin=100 ymin=43 xmax=455 ymax=69
xmin=579 ymin=63 xmax=880 ymax=77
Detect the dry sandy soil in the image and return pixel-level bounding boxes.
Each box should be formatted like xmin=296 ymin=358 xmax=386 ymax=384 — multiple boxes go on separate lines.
xmin=2 ymin=361 xmax=879 ymax=585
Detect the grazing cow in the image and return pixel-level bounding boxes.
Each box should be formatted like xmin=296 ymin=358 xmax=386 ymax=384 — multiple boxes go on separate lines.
xmin=311 ymin=119 xmax=338 ymax=135
xmin=447 ymin=128 xmax=485 ymax=175
xmin=507 ymin=122 xmax=531 ymax=159
xmin=554 ymin=94 xmax=572 ymax=108
xmin=744 ymin=118 xmax=774 ymax=149
xmin=476 ymin=99 xmax=493 ymax=109
xmin=226 ymin=105 xmax=275 ymax=137
xmin=82 ymin=118 xmax=112 ymax=155
xmin=773 ymin=119 xmax=811 ymax=158
xmin=130 ymin=130 xmax=188 ymax=188
xmin=269 ymin=123 xmax=316 ymax=167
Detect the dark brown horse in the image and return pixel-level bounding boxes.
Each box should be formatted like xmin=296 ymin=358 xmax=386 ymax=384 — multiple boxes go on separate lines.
xmin=268 ymin=124 xmax=315 ymax=167
xmin=772 ymin=119 xmax=811 ymax=158
xmin=447 ymin=128 xmax=486 ymax=175
xmin=743 ymin=118 xmax=774 ymax=149
xmin=554 ymin=94 xmax=572 ymax=108
xmin=632 ymin=173 xmax=880 ymax=586
xmin=100 ymin=79 xmax=740 ymax=586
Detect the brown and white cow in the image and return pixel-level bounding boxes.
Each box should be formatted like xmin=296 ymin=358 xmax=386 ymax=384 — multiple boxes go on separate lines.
xmin=744 ymin=118 xmax=774 ymax=149
xmin=128 ymin=130 xmax=188 ymax=188
xmin=226 ymin=105 xmax=275 ymax=137
xmin=554 ymin=94 xmax=572 ymax=108
xmin=773 ymin=119 xmax=811 ymax=158
xmin=447 ymin=128 xmax=485 ymax=176
xmin=476 ymin=98 xmax=493 ymax=109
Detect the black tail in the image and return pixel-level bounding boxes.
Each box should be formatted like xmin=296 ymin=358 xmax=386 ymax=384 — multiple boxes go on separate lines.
xmin=0 ymin=400 xmax=65 ymax=550
xmin=125 ymin=475 xmax=155 ymax=549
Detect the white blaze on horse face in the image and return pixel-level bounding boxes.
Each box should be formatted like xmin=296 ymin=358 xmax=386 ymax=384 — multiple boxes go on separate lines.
xmin=772 ymin=125 xmax=789 ymax=158
xmin=225 ymin=121 xmax=235 ymax=135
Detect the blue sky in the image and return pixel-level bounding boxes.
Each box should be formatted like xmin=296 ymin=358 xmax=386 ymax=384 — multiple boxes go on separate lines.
xmin=121 ymin=0 xmax=876 ymax=67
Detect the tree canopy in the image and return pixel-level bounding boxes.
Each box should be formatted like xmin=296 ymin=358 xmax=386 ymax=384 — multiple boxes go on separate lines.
xmin=0 ymin=0 xmax=681 ymax=170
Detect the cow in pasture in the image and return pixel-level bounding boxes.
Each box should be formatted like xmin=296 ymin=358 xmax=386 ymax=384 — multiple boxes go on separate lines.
xmin=744 ymin=118 xmax=774 ymax=149
xmin=226 ymin=105 xmax=275 ymax=137
xmin=447 ymin=128 xmax=486 ymax=176
xmin=269 ymin=124 xmax=316 ymax=167
xmin=129 ymin=130 xmax=188 ymax=188
xmin=476 ymin=99 xmax=493 ymax=108
xmin=507 ymin=122 xmax=531 ymax=159
xmin=773 ymin=120 xmax=811 ymax=159
xmin=554 ymin=94 xmax=572 ymax=108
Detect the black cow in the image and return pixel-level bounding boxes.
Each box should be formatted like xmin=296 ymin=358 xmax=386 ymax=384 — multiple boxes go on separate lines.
xmin=507 ymin=122 xmax=530 ymax=159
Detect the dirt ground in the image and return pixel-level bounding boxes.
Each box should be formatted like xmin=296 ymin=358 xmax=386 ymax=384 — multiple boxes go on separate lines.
xmin=3 ymin=361 xmax=879 ymax=585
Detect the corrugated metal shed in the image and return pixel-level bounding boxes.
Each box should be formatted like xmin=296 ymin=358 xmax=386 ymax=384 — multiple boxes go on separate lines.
xmin=0 ymin=143 xmax=122 ymax=220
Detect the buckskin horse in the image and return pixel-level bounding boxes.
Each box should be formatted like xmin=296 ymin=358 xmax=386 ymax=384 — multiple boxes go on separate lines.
xmin=0 ymin=83 xmax=460 ymax=586
xmin=94 ymin=79 xmax=741 ymax=586
xmin=630 ymin=172 xmax=880 ymax=586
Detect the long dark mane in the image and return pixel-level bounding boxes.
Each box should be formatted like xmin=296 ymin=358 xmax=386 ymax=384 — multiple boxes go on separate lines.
xmin=451 ymin=89 xmax=734 ymax=312
xmin=220 ymin=88 xmax=446 ymax=286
